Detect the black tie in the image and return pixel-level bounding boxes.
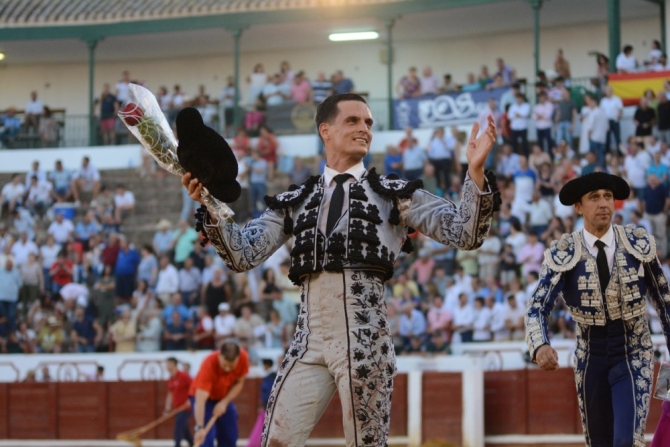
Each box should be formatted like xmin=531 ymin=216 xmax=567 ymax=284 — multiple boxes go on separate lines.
xmin=594 ymin=240 xmax=610 ymax=293
xmin=326 ymin=174 xmax=351 ymax=236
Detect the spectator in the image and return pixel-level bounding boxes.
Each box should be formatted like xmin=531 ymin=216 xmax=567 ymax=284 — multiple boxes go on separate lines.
xmin=37 ymin=316 xmax=64 ymax=353
xmin=399 ymin=303 xmax=427 ymax=349
xmin=517 ymin=232 xmax=545 ymax=278
xmin=657 ymin=91 xmax=670 ymax=145
xmin=311 ymin=72 xmax=333 ymax=104
xmin=554 ymin=49 xmax=571 ymax=79
xmin=616 ymin=44 xmax=637 ymax=73
xmin=234 ymin=303 xmax=264 ymax=344
xmin=110 ymin=307 xmax=136 ymax=352
xmin=137 ymin=245 xmax=158 ymax=289
xmin=156 ymin=256 xmax=179 ymax=305
xmin=47 ymin=212 xmax=74 ymax=245
xmin=96 ymin=84 xmax=119 ymax=145
xmin=263 ymin=73 xmax=290 ymax=106
xmin=153 ymin=219 xmax=174 ymax=256
xmin=115 ymin=237 xmax=140 ymax=303
xmin=397 ymin=67 xmax=420 ymax=98
xmin=634 ymin=97 xmax=656 ymax=145
xmin=0 ymin=107 xmax=21 ymax=148
xmin=402 ymin=138 xmax=426 ymax=180
xmin=497 ymin=144 xmax=521 ymax=180
xmin=11 ymin=232 xmax=38 ymax=267
xmin=70 ymin=156 xmax=101 ymax=205
xmin=648 ymin=151 xmax=669 ymax=184
xmin=195 ymin=95 xmax=217 ymax=128
xmin=646 ymin=40 xmax=664 ymax=67
xmin=18 ymin=252 xmax=43 ymax=314
xmin=427 ymin=127 xmax=454 ymax=192
xmin=419 ymin=163 xmax=439 ymax=196
xmin=257 ymin=125 xmax=278 ymax=179
xmin=472 ymin=297 xmax=492 ymax=342
xmin=624 ymin=142 xmax=652 ymax=199
xmin=1 ymin=173 xmax=25 ymax=216
xmin=333 ymin=70 xmax=354 ymax=94
xmin=116 ymin=70 xmax=131 ymax=104
xmin=600 ymin=86 xmax=624 ymax=153
xmin=439 ymin=74 xmax=457 ymax=93
xmin=582 ymin=94 xmax=609 ymax=167
xmin=213 ymin=302 xmax=236 ymax=346
xmin=49 ymin=250 xmax=73 ymax=295
xmin=249 ymin=150 xmax=269 ymax=218
xmin=528 ymin=144 xmax=552 ymax=173
xmin=426 ymin=296 xmax=451 ymax=341
xmin=641 ymin=174 xmax=670 ymax=258
xmin=203 ymin=268 xmax=229 ymax=319
xmin=71 ymin=306 xmax=102 ymax=353
xmin=420 ymin=66 xmax=440 ymax=95
xmin=49 ymin=160 xmax=72 ymax=202
xmin=452 ymin=293 xmax=474 ymax=343
xmin=508 ymin=93 xmax=530 ymax=156
xmin=23 ymin=91 xmax=43 ymax=133
xmin=136 ymin=309 xmax=162 ymax=352
xmin=39 ymin=234 xmax=60 ymax=292
xmin=192 ymin=305 xmax=215 ymax=350
xmin=25 ymin=160 xmax=47 ymax=189
xmin=383 ymin=145 xmax=402 ymax=177
xmin=178 ymin=258 xmax=201 ymax=307
xmin=113 ymin=184 xmax=135 ymax=226
xmin=581 ymin=151 xmax=600 ymax=176
xmin=290 ymin=71 xmax=312 ymax=104
xmin=170 ymin=220 xmax=199 ymax=268
xmin=74 ymin=210 xmax=100 ymax=250
xmin=163 ymin=310 xmax=189 ymax=351
xmin=533 ymin=92 xmax=554 ymax=153
xmin=631 ymin=209 xmax=653 ymax=234
xmin=652 ymin=53 xmax=670 ymax=71
xmin=495 ymin=57 xmax=516 ymax=86
xmin=408 ymin=248 xmax=435 ymax=286
xmin=247 ymin=63 xmax=268 ymax=105
xmin=219 ymin=76 xmax=237 ymax=138
xmin=477 ymin=229 xmax=502 ymax=280
xmin=25 ymin=175 xmax=53 ymax=218
xmin=503 ymin=295 xmax=525 ymax=341
xmin=12 ymin=320 xmax=37 ymax=354
xmin=554 ymin=88 xmax=577 ymax=150
xmin=168 ymin=85 xmax=185 ymax=126
xmin=0 ymin=258 xmax=21 ymax=332
xmin=461 ymin=73 xmax=481 ymax=92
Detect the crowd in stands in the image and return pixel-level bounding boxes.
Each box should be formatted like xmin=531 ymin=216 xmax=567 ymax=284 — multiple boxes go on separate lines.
xmin=1 ymin=42 xmax=670 ymax=362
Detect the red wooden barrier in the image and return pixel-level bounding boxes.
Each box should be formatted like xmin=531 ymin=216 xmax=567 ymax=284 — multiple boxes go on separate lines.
xmin=421 ymin=372 xmax=462 ymax=444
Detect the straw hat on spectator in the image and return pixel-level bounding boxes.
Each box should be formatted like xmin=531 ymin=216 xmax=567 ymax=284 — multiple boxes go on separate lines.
xmin=47 ymin=316 xmax=60 ymax=326
xmin=156 ymin=219 xmax=172 ymax=231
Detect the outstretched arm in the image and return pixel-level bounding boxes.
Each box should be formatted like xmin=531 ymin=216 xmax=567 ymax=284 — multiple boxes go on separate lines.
xmin=182 ymin=173 xmax=290 ymax=272
xmin=525 ymin=261 xmax=564 ymax=360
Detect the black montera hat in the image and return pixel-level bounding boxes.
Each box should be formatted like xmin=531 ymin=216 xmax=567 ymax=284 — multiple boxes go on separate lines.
xmin=559 ymin=172 xmax=630 ymax=206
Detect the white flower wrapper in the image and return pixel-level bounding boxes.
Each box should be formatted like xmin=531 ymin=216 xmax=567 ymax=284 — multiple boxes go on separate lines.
xmin=118 ymin=83 xmax=234 ymax=221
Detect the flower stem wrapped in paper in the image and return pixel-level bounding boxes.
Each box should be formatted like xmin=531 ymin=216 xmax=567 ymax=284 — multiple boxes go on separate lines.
xmin=118 ymin=83 xmax=235 ymax=222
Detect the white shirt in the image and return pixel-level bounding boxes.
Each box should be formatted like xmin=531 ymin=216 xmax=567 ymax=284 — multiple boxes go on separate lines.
xmin=28 ymin=180 xmax=53 ymax=203
xmin=1 ymin=182 xmax=25 ymax=201
xmin=47 ymin=219 xmax=74 ymax=244
xmin=24 ymin=169 xmax=47 ymax=189
xmin=25 ymin=99 xmax=44 ymax=115
xmin=533 ymin=102 xmax=554 ymax=130
xmin=553 ymin=194 xmax=575 ymax=220
xmin=508 ymin=102 xmax=531 ymax=130
xmin=116 ymin=81 xmax=130 ymax=103
xmin=320 ymin=162 xmax=367 ymax=235
xmin=428 ymin=136 xmax=453 ymax=160
xmin=452 ymin=304 xmax=475 ymax=329
xmin=420 ymin=75 xmax=440 ymax=95
xmin=178 ymin=267 xmax=201 ymax=293
xmin=155 ymin=264 xmax=179 ymax=295
xmin=616 ymin=53 xmax=637 ymax=72
xmin=11 ymin=240 xmax=39 ymax=267
xmin=584 ymin=106 xmax=609 ymax=144
xmin=582 ymin=225 xmax=615 ymax=271
xmin=624 ymin=151 xmax=652 ymax=188
xmin=600 ymin=96 xmax=623 ymax=121
xmin=114 ymin=191 xmax=135 ymax=208
xmin=489 ymin=303 xmax=508 ymax=341
xmin=214 ymin=314 xmax=236 ymax=337
xmin=472 ymin=307 xmax=492 ymax=341
xmin=40 ymin=244 xmax=61 ymax=269
xmin=72 ymin=164 xmax=101 ymax=182
xmin=529 ymin=199 xmax=553 ymax=226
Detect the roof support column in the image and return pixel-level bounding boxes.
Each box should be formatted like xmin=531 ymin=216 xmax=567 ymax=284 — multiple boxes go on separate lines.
xmin=386 ymin=18 xmax=394 ymax=129
xmin=85 ymin=38 xmax=98 ymax=146
xmin=608 ymin=0 xmax=621 ymax=73
xmin=530 ymin=0 xmax=542 ymax=78
xmin=231 ymin=28 xmax=243 ymax=129
xmin=661 ymin=0 xmax=667 ymax=52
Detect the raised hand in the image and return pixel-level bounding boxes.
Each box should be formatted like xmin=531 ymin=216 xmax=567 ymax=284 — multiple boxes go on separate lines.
xmin=466 ymin=114 xmax=498 ymax=173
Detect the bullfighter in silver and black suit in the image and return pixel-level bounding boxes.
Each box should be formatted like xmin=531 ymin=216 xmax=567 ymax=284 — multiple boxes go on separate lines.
xmin=525 ymin=172 xmax=670 ymax=447
xmin=182 ymin=94 xmax=499 ymax=447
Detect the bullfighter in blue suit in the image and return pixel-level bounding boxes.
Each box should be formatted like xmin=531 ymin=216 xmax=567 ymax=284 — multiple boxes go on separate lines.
xmin=525 ymin=172 xmax=670 ymax=447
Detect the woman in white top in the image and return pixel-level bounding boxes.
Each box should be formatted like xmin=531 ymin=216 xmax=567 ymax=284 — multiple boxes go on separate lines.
xmin=579 ymin=104 xmax=594 ymax=155
xmin=247 ymin=63 xmax=268 ymax=105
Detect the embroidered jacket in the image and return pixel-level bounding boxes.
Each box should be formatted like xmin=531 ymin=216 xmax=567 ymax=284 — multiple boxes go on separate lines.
xmin=200 ymin=168 xmax=499 ymax=285
xmin=525 ymin=224 xmax=670 ymax=359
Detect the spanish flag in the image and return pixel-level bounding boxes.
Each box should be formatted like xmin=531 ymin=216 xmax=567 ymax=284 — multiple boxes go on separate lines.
xmin=609 ymin=70 xmax=670 ymax=106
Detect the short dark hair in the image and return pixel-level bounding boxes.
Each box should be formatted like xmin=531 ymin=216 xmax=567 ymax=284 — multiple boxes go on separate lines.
xmin=315 ymin=93 xmax=368 ymax=141
xmin=623 ymin=45 xmax=633 ymax=53
xmin=220 ymin=342 xmax=241 ymax=362
xmin=166 ymin=357 xmax=178 ymax=365
xmin=262 ymin=359 xmax=273 ymax=368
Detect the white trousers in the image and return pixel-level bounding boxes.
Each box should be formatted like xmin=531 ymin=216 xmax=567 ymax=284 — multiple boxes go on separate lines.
xmin=261 ymin=270 xmax=397 ymax=447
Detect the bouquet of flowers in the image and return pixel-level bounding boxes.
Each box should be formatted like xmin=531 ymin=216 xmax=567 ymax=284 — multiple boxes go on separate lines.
xmin=118 ymin=83 xmax=234 ymax=221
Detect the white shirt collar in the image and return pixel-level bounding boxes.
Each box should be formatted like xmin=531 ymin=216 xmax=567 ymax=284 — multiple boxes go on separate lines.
xmin=323 ymin=161 xmax=366 ymax=187
xmin=582 ymin=225 xmax=615 ymax=249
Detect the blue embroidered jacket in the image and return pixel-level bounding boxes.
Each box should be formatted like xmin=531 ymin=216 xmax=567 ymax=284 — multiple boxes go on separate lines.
xmin=525 ymin=224 xmax=670 ymax=359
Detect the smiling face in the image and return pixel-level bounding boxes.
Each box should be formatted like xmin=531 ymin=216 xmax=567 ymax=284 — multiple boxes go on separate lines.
xmin=574 ymin=189 xmax=615 ymax=235
xmin=320 ymin=100 xmax=373 ymax=167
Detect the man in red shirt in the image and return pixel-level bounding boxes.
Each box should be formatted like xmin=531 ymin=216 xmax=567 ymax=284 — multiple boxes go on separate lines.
xmin=165 ymin=357 xmax=193 ymax=447
xmin=190 ymin=342 xmax=248 ymax=447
